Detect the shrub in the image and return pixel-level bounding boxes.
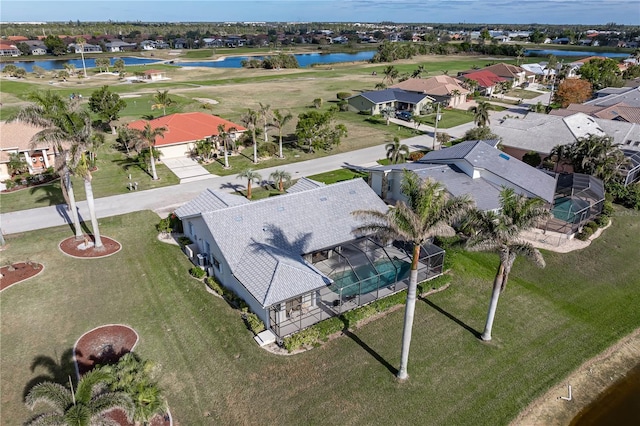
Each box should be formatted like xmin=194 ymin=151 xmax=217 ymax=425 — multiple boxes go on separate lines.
xmin=283 ymin=327 xmax=320 ymax=352
xmin=257 ymin=141 xmax=278 ymax=157
xmin=595 ymin=214 xmax=610 ymax=227
xmin=313 ymin=317 xmax=344 ymax=341
xmin=243 ymin=312 xmax=265 ymax=335
xmin=522 ymin=151 xmax=542 ymax=167
xmin=157 ymin=216 xmax=172 ymax=234
xmin=189 ymin=267 xmax=206 ymax=279
xmin=576 ymin=226 xmax=594 ymax=241
xmin=177 ymin=236 xmax=192 ymax=247
xmin=365 ymin=115 xmax=384 ymax=125
xmin=3 ymin=180 xmax=16 ymax=190
xmin=205 ymin=277 xmax=225 ymax=296
xmin=337 ymin=100 xmax=349 ymax=112
xmin=336 ymin=92 xmax=351 ymax=100
xmin=408 ymin=151 xmax=426 ymax=161
xmin=585 ymin=221 xmax=598 ymax=232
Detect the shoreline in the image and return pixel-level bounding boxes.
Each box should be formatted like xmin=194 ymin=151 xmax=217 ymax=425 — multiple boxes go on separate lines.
xmin=511 ymin=327 xmax=640 ymax=425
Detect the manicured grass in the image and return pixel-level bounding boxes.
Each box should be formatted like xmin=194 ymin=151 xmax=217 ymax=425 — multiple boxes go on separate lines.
xmin=417 ymin=108 xmax=476 ymax=128
xmin=1 ymin=208 xmax=638 ymax=425
xmin=307 ymin=168 xmax=368 ymax=184
xmin=0 ymin=143 xmax=179 ymax=213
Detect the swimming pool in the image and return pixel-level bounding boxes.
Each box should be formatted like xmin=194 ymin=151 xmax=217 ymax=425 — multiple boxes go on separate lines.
xmin=552 ymin=196 xmax=590 ymax=222
xmin=329 ymin=258 xmax=411 ymax=298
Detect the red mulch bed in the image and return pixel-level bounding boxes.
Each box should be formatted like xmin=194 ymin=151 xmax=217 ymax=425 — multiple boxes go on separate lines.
xmin=59 ymin=235 xmax=121 ymax=258
xmin=0 ymin=261 xmax=44 ymax=291
xmin=75 ymin=325 xmax=139 ymax=376
xmin=74 ymin=325 xmax=170 ymax=426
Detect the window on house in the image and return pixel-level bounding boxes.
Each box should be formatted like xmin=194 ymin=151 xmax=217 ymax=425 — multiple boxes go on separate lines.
xmin=188 ymin=221 xmax=193 ymax=237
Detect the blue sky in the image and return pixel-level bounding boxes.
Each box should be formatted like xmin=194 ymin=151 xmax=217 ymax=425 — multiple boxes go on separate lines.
xmin=1 ymin=0 xmax=639 ymax=25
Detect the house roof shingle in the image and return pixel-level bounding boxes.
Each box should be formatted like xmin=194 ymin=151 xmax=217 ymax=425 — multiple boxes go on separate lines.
xmin=390 ymin=76 xmax=470 ymax=97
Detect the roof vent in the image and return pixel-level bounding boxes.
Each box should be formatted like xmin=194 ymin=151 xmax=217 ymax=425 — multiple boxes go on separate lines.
xmin=320 ymin=197 xmax=328 ymax=201
xmin=234 ymin=216 xmax=243 ymax=222
xmin=349 ymin=190 xmax=356 ymax=194
xmin=277 ymin=206 xmax=285 ymax=212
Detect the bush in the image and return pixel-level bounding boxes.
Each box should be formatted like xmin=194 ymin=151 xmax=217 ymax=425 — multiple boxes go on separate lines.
xmin=257 ymin=141 xmax=278 ymax=157
xmin=365 ymin=115 xmax=384 ymax=125
xmin=336 ymin=92 xmax=351 ymax=100
xmin=177 ymin=236 xmax=192 ymax=247
xmin=189 ymin=267 xmax=206 ymax=279
xmin=576 ymin=226 xmax=594 ymax=241
xmin=243 ymin=312 xmax=265 ymax=335
xmin=408 ymin=151 xmax=426 ymax=161
xmin=205 ymin=277 xmax=225 ymax=296
xmin=283 ymin=327 xmax=320 ymax=352
xmin=595 ymin=214 xmax=610 ymax=227
xmin=585 ymin=221 xmax=598 ymax=232
xmin=522 ymin=151 xmax=542 ymax=167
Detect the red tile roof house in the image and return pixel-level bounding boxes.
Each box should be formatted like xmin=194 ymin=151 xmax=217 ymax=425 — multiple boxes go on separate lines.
xmin=127 ymin=112 xmax=246 ymax=158
xmin=456 ymin=69 xmax=507 ymax=97
xmin=0 ymin=121 xmax=65 ymax=182
xmin=460 ymin=63 xmax=534 ymax=87
xmin=0 ymin=41 xmax=21 ymax=57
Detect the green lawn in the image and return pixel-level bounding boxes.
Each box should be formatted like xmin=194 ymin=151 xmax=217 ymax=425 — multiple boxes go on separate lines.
xmin=0 ymin=143 xmax=179 ymax=213
xmin=1 ymin=208 xmax=638 ymax=425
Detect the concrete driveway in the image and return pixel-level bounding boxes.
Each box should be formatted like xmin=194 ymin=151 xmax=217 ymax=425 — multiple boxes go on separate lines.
xmin=161 ymin=157 xmax=214 ymax=183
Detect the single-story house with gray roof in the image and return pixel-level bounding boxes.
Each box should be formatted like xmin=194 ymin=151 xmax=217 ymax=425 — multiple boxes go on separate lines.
xmin=174 ymin=178 xmax=445 ymax=340
xmin=347 ymin=88 xmax=434 ymax=115
xmin=365 ymin=140 xmax=557 ymax=212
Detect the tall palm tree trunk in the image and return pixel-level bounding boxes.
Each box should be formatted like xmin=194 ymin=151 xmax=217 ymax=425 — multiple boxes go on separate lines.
xmin=247 ymin=180 xmax=253 ymax=199
xmin=481 ymin=263 xmax=505 ymax=341
xmin=83 ymin=175 xmax=103 ymax=249
xmin=252 ymin=133 xmax=258 ymax=164
xmin=279 ymin=136 xmax=283 ymax=159
xmin=65 ymin=170 xmax=83 ymax=240
xmin=224 ymin=149 xmax=230 ymax=168
xmin=397 ymin=244 xmax=421 ymax=380
xmin=149 ymin=148 xmax=159 ymax=180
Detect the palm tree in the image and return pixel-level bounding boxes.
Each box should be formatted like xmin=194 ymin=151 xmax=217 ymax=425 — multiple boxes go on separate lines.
xmin=385 ymin=137 xmax=410 ymax=164
xmin=133 ymin=122 xmax=166 ymax=181
xmin=100 ymin=353 xmax=167 ymax=426
xmin=217 ymin=123 xmax=236 ymax=169
xmin=468 ymin=101 xmax=492 ymax=127
xmin=25 ymin=370 xmax=134 ymax=426
xmin=237 ymin=168 xmax=262 ymax=199
xmin=151 ymin=90 xmax=174 ymax=116
xmin=411 ymin=65 xmax=426 ymax=78
xmin=76 ymin=37 xmax=88 ymax=78
xmin=381 ymin=106 xmax=395 ymax=125
xmin=270 ymin=169 xmax=291 ymax=192
xmin=241 ymin=108 xmax=259 ymax=164
xmin=271 ymin=109 xmax=292 ymax=158
xmin=548 ymin=144 xmax=571 ymax=172
xmin=566 ymin=135 xmax=629 ymax=184
xmin=353 ymin=171 xmax=473 ymax=380
xmin=13 ymin=91 xmax=82 ymax=239
xmin=259 ymin=102 xmax=271 ymax=143
xmin=382 ymin=65 xmax=398 ymax=85
xmin=465 ymin=188 xmax=550 ymax=341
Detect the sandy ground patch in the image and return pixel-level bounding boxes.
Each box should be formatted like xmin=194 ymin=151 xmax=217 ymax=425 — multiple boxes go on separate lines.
xmin=511 ymin=328 xmax=640 ymax=425
xmin=193 ymin=97 xmax=219 ymax=105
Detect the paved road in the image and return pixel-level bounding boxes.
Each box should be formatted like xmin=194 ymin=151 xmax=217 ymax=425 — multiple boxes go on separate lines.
xmin=0 ymin=90 xmax=550 ymax=236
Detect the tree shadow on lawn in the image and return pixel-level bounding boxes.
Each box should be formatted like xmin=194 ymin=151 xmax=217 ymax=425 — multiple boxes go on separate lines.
xmin=23 ymin=347 xmax=77 ymax=399
xmin=419 ymin=295 xmax=481 ymax=339
xmin=112 ymin=156 xmax=152 ymax=179
xmin=219 ymin=182 xmax=245 ymax=196
xmin=29 ymin=180 xmax=65 ymax=206
xmin=339 ymin=318 xmax=398 ymax=376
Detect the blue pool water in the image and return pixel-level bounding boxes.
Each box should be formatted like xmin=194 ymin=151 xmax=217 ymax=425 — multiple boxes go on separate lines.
xmin=552 ymin=197 xmax=590 ymax=222
xmin=330 ymin=259 xmax=411 ymax=298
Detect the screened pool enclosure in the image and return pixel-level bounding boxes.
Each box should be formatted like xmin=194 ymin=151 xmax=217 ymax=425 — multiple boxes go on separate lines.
xmin=546 ymin=173 xmax=605 ymax=234
xmin=269 ymin=237 xmax=445 ymax=337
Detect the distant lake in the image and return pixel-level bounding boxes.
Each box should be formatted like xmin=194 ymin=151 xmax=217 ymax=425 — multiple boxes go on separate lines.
xmin=525 ymin=49 xmax=631 ymax=58
xmin=178 ymin=51 xmax=377 ymax=68
xmin=0 ymin=56 xmax=159 ymax=73
xmin=0 ymin=51 xmax=377 ymax=73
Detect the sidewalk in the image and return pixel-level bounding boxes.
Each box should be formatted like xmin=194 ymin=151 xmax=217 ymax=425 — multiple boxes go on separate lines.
xmin=0 ymin=143 xmax=392 ymax=235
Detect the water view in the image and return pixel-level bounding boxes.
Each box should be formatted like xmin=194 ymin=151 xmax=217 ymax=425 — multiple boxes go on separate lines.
xmin=0 ymin=50 xmax=377 ymax=73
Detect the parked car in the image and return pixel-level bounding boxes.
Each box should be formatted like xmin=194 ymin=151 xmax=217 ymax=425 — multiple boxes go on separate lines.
xmin=396 ymin=111 xmax=412 ymax=121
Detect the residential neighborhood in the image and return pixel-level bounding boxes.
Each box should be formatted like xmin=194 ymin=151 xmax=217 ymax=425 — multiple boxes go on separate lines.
xmin=1 ymin=15 xmax=640 ymax=426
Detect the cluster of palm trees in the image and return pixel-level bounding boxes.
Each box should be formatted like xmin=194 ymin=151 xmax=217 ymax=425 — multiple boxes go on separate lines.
xmin=354 ymin=171 xmax=550 ymax=380
xmin=241 ymin=105 xmax=294 ymax=164
xmin=237 ymin=168 xmax=292 ymax=199
xmin=548 ymin=135 xmax=629 ymax=184
xmin=25 ymin=353 xmax=167 ymax=426
xmin=13 ymin=91 xmax=107 ymax=247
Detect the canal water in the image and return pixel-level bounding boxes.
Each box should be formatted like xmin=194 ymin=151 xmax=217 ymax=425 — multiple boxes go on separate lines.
xmin=569 ymin=363 xmax=640 ymax=425
xmin=0 ymin=50 xmax=376 ymax=72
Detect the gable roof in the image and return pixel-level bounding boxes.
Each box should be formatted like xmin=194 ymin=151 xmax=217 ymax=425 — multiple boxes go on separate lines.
xmin=0 ymin=121 xmax=51 ymax=153
xmin=182 ymin=179 xmax=389 ymax=306
xmin=584 ymin=86 xmax=640 ymax=108
xmin=460 ymin=63 xmax=526 ymax=80
xmin=457 ymin=69 xmax=507 ymax=88
xmin=127 ymin=112 xmax=246 ymax=146
xmin=419 ymin=140 xmax=556 ymax=202
xmin=391 ymin=76 xmax=470 ymax=97
xmin=350 ymin=88 xmax=433 ymax=105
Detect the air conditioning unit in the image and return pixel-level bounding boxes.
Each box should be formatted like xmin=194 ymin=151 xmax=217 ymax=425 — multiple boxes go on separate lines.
xmin=196 ymin=253 xmax=208 ymax=267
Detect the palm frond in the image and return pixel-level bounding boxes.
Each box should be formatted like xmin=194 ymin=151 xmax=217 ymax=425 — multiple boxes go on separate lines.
xmin=25 ymin=382 xmax=71 ymax=412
